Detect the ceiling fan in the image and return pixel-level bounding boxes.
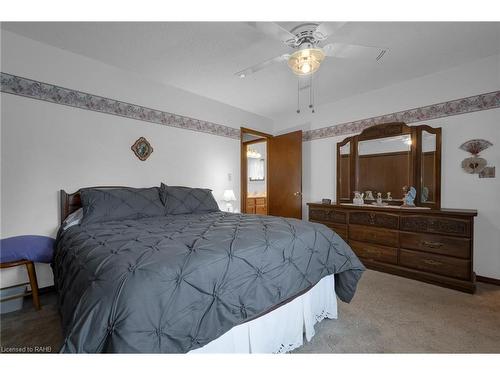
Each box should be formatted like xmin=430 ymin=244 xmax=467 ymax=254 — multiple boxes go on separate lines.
xmin=235 ymin=22 xmax=387 ymax=78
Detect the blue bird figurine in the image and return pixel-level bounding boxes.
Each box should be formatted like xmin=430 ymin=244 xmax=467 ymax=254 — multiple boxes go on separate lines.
xmin=403 ymin=186 xmax=416 ymax=206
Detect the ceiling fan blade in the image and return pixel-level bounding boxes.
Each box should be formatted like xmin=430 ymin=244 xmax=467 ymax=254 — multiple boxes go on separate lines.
xmin=246 ymin=22 xmax=297 ymax=46
xmin=313 ymin=22 xmax=347 ymax=40
xmin=235 ymin=54 xmax=289 ymax=78
xmin=323 ymin=43 xmax=388 ymax=61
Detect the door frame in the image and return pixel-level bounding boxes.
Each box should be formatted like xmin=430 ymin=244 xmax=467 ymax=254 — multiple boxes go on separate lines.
xmin=241 ymin=127 xmax=272 ymax=214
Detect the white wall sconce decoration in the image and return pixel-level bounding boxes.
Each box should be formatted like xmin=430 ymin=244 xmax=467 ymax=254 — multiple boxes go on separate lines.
xmin=459 ymin=139 xmax=493 ymax=174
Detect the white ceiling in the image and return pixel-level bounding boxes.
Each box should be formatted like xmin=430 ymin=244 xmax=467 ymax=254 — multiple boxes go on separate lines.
xmin=3 ymin=22 xmax=499 ymax=120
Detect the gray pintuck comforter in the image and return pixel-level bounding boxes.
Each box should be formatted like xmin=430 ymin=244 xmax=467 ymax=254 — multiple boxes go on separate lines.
xmin=53 ymin=212 xmax=365 ymax=353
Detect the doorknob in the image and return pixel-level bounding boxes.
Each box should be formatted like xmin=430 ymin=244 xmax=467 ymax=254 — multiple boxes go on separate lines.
xmin=294 ymin=192 xmax=302 ymax=196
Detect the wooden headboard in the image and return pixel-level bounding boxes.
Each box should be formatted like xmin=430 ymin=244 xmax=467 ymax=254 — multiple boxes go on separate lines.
xmin=60 ymin=186 xmax=131 ymax=224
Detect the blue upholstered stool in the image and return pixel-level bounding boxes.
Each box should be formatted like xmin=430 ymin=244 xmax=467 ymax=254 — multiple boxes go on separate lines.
xmin=0 ymin=235 xmax=55 ymax=310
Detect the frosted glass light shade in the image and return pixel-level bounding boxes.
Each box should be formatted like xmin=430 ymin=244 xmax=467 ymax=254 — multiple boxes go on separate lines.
xmin=287 ymin=48 xmax=325 ymax=76
xmin=223 ymin=189 xmax=236 ymax=202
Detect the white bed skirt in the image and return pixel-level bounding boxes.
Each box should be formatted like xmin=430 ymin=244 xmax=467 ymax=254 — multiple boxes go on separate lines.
xmin=190 ymin=274 xmax=337 ymax=354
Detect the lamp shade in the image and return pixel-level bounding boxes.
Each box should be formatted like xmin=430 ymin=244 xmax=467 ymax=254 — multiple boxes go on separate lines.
xmin=223 ymin=189 xmax=236 ymax=202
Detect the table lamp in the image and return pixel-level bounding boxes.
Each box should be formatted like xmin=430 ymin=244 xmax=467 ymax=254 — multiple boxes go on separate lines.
xmin=223 ymin=189 xmax=236 ymax=212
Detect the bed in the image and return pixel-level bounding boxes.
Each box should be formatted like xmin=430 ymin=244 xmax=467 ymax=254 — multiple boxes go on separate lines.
xmin=53 ymin=186 xmax=365 ymax=353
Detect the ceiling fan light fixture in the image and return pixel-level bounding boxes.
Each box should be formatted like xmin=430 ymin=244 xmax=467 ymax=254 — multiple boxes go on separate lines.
xmin=287 ymin=47 xmax=325 ymax=76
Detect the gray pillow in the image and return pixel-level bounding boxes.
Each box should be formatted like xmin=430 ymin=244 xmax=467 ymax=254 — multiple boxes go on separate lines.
xmin=160 ymin=183 xmax=220 ymax=214
xmin=81 ymin=187 xmax=165 ymax=224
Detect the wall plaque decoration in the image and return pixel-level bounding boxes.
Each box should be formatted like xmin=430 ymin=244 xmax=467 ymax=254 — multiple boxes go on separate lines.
xmin=459 ymin=139 xmax=493 ymax=174
xmin=479 ymin=166 xmax=495 ymax=178
xmin=131 ymin=137 xmax=153 ymax=161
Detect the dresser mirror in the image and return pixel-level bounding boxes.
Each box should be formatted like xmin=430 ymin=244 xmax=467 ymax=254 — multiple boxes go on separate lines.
xmin=357 ymin=134 xmax=412 ymax=202
xmin=338 ymin=141 xmax=351 ymax=200
xmin=421 ymin=129 xmax=440 ymax=205
xmin=336 ymin=122 xmax=442 ymax=209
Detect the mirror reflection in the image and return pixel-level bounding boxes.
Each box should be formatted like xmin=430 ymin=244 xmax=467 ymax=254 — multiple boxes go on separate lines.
xmin=357 ymin=134 xmax=412 ymax=202
xmin=421 ymin=131 xmax=436 ymax=203
xmin=242 ymin=130 xmax=269 ymax=216
xmin=247 ymin=142 xmax=266 ymax=197
xmin=339 ymin=142 xmax=350 ymax=200
xmin=336 ymin=123 xmax=442 ymax=209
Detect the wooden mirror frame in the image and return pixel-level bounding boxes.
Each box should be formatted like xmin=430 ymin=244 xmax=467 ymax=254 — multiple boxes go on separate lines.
xmin=336 ymin=122 xmax=442 ymax=209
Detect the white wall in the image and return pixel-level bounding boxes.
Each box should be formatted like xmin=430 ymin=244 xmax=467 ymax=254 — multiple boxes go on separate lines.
xmin=274 ymin=54 xmax=500 ymax=133
xmin=0 ymin=30 xmax=273 ymax=288
xmin=276 ymin=54 xmax=500 ymax=279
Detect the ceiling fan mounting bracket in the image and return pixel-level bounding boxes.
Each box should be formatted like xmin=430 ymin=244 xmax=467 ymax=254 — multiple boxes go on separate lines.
xmin=286 ymin=23 xmax=322 ymax=49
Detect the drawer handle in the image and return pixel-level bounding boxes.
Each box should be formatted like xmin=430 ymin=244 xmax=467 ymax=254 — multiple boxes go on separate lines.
xmin=369 ymin=213 xmax=376 ymax=225
xmin=421 ymin=240 xmax=444 ymax=249
xmin=423 ymin=259 xmax=442 ymax=266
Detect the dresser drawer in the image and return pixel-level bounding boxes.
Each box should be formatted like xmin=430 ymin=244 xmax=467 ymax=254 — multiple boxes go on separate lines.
xmin=255 ymin=197 xmax=266 ymax=206
xmin=349 ymin=224 xmax=399 ymax=247
xmin=325 ymin=223 xmax=348 ymax=240
xmin=247 ymin=198 xmax=255 ymax=207
xmin=349 ymin=211 xmax=399 ymax=229
xmin=400 ymin=215 xmax=471 ymax=237
xmin=309 ymin=208 xmax=347 ymax=224
xmin=400 ymin=232 xmax=470 ymax=259
xmin=400 ymin=249 xmax=471 ymax=280
xmin=255 ymin=204 xmax=267 ymax=215
xmin=349 ymin=240 xmax=398 ymax=265
xmin=311 ymin=221 xmax=348 ymax=240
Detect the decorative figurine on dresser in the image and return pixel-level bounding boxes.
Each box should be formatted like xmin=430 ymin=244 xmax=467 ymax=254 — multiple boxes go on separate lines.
xmin=402 ymin=186 xmax=416 ymax=207
xmin=365 ymin=190 xmax=375 ymax=201
xmin=353 ymin=191 xmax=364 ymax=205
xmin=309 ymin=122 xmax=477 ymax=293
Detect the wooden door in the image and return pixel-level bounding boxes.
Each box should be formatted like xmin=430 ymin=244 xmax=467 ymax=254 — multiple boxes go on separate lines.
xmin=268 ymin=130 xmax=302 ymax=219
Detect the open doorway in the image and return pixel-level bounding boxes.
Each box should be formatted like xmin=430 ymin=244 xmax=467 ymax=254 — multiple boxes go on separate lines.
xmin=241 ymin=127 xmax=271 ymax=215
xmin=241 ymin=127 xmax=303 ymax=219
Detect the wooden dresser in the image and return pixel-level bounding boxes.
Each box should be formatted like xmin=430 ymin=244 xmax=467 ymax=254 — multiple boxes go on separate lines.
xmin=307 ymin=203 xmax=477 ymax=293
xmin=246 ymin=196 xmax=267 ymax=215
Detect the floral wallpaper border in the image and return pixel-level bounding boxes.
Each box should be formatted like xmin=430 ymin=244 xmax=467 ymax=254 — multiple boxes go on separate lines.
xmin=303 ymin=90 xmax=500 ymax=141
xmin=2 ymin=72 xmax=499 ymax=142
xmin=0 ymin=72 xmax=241 ymax=139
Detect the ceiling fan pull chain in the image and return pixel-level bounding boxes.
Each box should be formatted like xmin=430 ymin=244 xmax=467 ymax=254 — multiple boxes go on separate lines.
xmin=310 ymin=75 xmax=315 ymax=113
xmin=296 ymin=79 xmax=300 ymax=114
xmin=309 ymin=74 xmax=313 ymax=110
xmin=312 ymin=78 xmax=315 ymax=113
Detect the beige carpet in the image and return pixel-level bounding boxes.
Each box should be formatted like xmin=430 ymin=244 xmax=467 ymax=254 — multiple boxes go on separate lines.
xmin=1 ymin=270 xmax=499 ymax=353
xmin=295 ymin=270 xmax=500 ymax=353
